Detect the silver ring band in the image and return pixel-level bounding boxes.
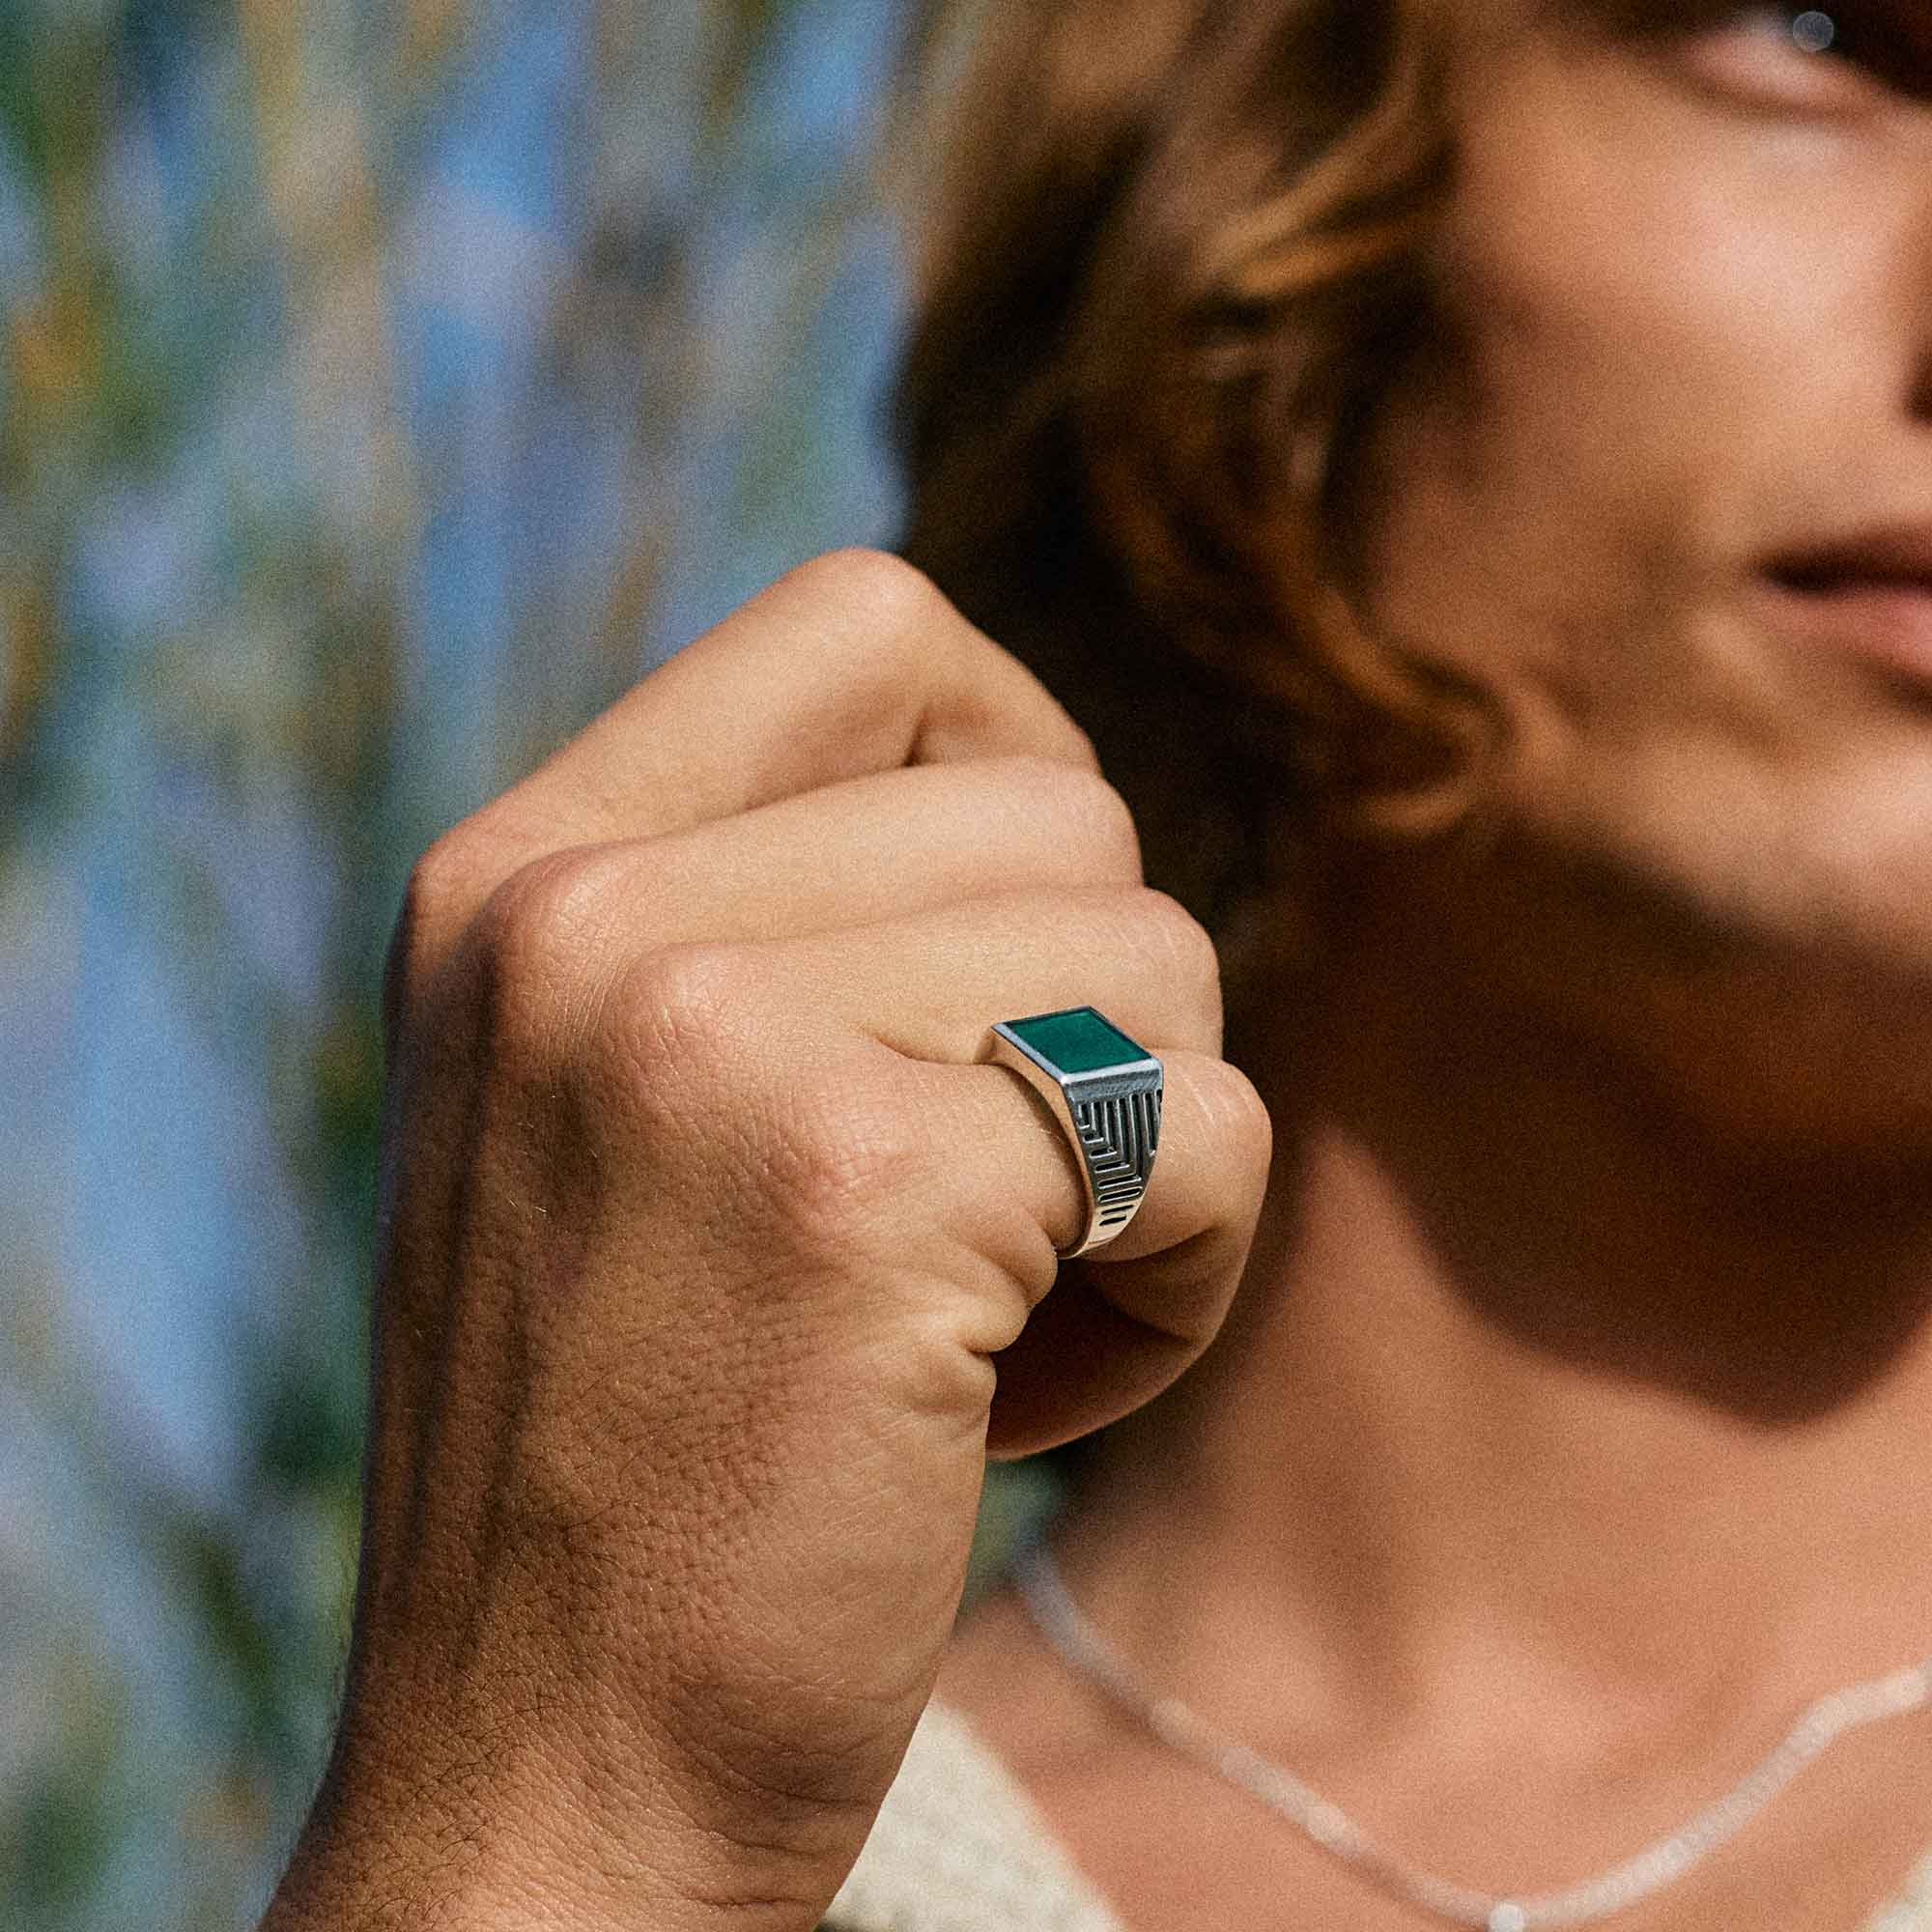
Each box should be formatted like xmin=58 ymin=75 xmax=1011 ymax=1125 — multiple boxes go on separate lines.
xmin=988 ymin=1007 xmax=1163 ymax=1258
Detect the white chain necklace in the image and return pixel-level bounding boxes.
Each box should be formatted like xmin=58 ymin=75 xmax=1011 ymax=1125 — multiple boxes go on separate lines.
xmin=1013 ymin=1540 xmax=1932 ymax=1931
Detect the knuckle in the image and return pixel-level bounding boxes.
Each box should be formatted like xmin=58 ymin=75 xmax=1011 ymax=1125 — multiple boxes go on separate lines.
xmin=604 ymin=945 xmax=775 ymax=1167
xmin=1135 ymin=887 xmax=1225 ymax=1014
xmin=1006 ymin=760 xmax=1144 ymax=880
xmin=1192 ymin=1058 xmax=1275 ymax=1189
xmin=463 ymin=851 xmax=612 ymax=1063
xmin=788 ymin=547 xmax=946 ymax=643
xmin=614 ymin=955 xmax=923 ymax=1248
xmin=476 ymin=851 xmax=604 ymax=978
xmin=617 ymin=940 xmax=766 ymax=1078
xmin=762 ymin=1071 xmax=928 ymax=1250
xmin=609 ymin=942 xmax=880 ymax=1162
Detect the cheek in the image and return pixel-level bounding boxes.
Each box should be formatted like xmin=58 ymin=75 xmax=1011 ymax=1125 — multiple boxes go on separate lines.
xmin=1363 ymin=54 xmax=1900 ymax=724
xmin=1343 ymin=39 xmax=1932 ymax=1040
xmin=1426 ymin=55 xmax=1908 ymax=554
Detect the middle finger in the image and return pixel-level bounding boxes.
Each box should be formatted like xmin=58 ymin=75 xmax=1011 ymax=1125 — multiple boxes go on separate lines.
xmin=760 ymin=885 xmax=1227 ymax=1067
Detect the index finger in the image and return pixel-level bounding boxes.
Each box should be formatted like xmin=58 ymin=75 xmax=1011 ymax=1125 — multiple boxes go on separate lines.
xmin=471 ymin=550 xmax=1097 ymax=867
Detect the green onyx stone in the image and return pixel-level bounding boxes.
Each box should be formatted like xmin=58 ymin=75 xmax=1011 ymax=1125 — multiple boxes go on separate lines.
xmin=1004 ymin=1007 xmax=1147 ymax=1075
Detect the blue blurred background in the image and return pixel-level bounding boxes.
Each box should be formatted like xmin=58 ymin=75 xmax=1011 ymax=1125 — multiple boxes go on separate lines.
xmin=0 ymin=2 xmax=941 ymax=1921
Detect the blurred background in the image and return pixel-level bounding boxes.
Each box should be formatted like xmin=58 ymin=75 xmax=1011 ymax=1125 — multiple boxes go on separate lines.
xmin=0 ymin=1 xmax=1032 ymax=1923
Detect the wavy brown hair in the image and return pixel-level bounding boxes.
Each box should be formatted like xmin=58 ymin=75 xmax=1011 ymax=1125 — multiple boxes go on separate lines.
xmin=895 ymin=0 xmax=1492 ymax=976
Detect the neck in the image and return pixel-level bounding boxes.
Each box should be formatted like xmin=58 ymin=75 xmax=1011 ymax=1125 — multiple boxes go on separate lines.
xmin=1065 ymin=869 xmax=1932 ymax=1763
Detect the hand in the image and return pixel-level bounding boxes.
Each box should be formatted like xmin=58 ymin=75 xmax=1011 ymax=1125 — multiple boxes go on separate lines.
xmin=264 ymin=553 xmax=1272 ymax=1931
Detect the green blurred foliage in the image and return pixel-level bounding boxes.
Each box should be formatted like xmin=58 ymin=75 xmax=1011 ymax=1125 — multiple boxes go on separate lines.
xmin=0 ymin=0 xmax=927 ymax=1924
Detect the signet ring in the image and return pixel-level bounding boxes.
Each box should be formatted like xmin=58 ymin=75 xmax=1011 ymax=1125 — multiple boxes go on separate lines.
xmin=988 ymin=1008 xmax=1163 ymax=1259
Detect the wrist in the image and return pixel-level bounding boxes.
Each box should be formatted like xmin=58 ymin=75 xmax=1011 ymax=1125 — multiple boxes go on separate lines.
xmin=260 ymin=1730 xmax=837 ymax=1932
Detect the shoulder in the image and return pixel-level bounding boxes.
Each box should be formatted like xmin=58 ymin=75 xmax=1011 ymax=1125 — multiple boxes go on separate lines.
xmin=822 ymin=1703 xmax=1124 ymax=1932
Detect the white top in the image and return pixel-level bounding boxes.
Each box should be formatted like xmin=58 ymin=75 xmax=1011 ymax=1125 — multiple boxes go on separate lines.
xmin=825 ymin=1704 xmax=1932 ymax=1932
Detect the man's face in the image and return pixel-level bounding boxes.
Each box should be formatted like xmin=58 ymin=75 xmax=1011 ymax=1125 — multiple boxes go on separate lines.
xmin=1359 ymin=1 xmax=1932 ymax=1140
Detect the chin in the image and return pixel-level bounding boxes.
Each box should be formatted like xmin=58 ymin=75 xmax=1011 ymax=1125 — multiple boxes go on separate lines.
xmin=1429 ymin=752 xmax=1932 ymax=1158
xmin=1522 ymin=823 xmax=1932 ymax=1158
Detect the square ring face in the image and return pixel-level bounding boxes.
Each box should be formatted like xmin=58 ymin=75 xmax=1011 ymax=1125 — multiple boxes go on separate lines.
xmin=997 ymin=1007 xmax=1152 ymax=1079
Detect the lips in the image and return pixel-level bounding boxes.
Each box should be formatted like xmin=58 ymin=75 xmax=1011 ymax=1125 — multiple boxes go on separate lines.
xmin=1757 ymin=526 xmax=1932 ymax=692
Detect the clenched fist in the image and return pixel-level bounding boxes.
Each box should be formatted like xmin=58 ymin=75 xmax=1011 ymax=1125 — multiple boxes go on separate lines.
xmin=263 ymin=553 xmax=1272 ymax=1932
